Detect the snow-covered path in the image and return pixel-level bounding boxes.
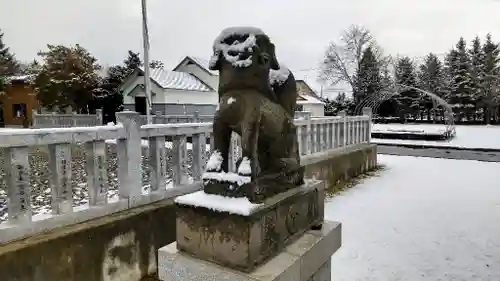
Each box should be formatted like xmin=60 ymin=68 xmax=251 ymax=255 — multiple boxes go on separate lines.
xmin=326 ymin=155 xmax=500 ymax=281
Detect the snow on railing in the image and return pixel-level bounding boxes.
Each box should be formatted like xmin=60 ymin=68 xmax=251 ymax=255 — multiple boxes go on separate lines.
xmin=0 ymin=108 xmax=372 ymax=244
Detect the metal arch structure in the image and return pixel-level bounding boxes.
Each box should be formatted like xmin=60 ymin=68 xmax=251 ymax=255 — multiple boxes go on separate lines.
xmin=354 ymin=84 xmax=456 ymax=137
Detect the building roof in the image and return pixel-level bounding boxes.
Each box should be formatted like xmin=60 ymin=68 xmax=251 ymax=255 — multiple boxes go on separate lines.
xmin=295 ymin=79 xmax=324 ymax=104
xmin=172 ymin=56 xmax=219 ymax=76
xmin=5 ymin=74 xmax=36 ymax=83
xmin=296 ymin=94 xmax=324 ymax=105
xmin=138 ymin=67 xmax=213 ymax=92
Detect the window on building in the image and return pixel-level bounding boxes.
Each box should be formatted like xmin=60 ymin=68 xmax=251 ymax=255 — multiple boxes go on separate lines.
xmin=12 ymin=103 xmax=27 ymax=118
xmin=295 ymin=105 xmax=304 ymax=111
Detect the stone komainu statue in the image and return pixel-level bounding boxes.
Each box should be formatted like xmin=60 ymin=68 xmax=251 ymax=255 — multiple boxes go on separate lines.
xmin=202 ymin=27 xmax=304 ymax=203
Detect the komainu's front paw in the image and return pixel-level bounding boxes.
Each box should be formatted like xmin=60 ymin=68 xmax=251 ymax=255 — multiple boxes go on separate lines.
xmin=237 ymin=157 xmax=252 ymax=177
xmin=205 ymin=150 xmax=223 ymax=173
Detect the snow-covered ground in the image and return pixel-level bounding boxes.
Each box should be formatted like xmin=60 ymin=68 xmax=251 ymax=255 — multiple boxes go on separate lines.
xmin=373 ymin=124 xmax=500 ymax=149
xmin=373 ymin=123 xmax=449 ymax=134
xmin=327 ymin=155 xmax=500 ymax=281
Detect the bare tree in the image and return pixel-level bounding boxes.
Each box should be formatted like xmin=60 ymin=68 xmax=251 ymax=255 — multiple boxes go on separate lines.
xmin=319 ymin=25 xmax=388 ymax=90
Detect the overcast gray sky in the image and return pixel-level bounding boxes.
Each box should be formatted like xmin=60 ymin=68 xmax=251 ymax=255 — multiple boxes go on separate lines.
xmin=2 ymin=0 xmax=500 ymax=95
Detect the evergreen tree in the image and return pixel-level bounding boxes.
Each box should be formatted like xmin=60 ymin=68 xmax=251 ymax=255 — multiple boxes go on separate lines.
xmin=417 ymin=53 xmax=446 ymax=121
xmin=394 ymin=56 xmax=419 ymax=120
xmin=380 ymin=62 xmax=394 ymax=90
xmin=469 ymin=36 xmax=485 ymax=97
xmin=35 ymin=44 xmax=101 ymax=112
xmin=481 ymin=33 xmax=500 ymax=123
xmin=0 ymin=29 xmax=20 ymax=76
xmin=446 ymin=37 xmax=474 ymax=121
xmin=124 ymin=50 xmax=142 ymax=70
xmin=353 ymin=46 xmax=382 ymax=105
xmin=323 ymin=92 xmax=354 ymax=116
xmin=150 ymin=60 xmax=164 ymax=69
xmin=22 ymin=59 xmax=42 ymax=74
xmin=468 ymin=36 xmax=485 ymax=121
xmin=92 ymin=50 xmax=146 ymax=123
xmin=0 ymin=29 xmax=20 ymax=91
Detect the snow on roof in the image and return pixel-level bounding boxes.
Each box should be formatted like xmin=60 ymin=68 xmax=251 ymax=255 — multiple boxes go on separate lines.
xmin=297 ymin=94 xmax=325 ymax=105
xmin=139 ymin=67 xmax=213 ymax=92
xmin=6 ymin=74 xmax=35 ymax=83
xmin=210 ymin=26 xmax=264 ymax=69
xmin=187 ymin=56 xmax=218 ymax=75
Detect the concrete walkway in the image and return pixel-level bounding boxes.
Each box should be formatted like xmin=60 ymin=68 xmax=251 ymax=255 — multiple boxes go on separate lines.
xmin=326 ymin=154 xmax=500 ymax=281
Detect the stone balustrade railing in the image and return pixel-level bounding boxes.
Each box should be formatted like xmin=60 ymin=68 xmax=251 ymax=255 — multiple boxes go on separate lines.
xmin=32 ymin=109 xmax=104 ymax=128
xmin=0 ymin=108 xmax=371 ymax=244
xmin=32 ymin=110 xmax=315 ymax=128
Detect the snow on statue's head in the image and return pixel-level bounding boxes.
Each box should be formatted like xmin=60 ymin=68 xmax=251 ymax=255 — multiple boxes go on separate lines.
xmin=209 ymin=27 xmax=279 ymax=71
xmin=209 ymin=27 xmax=280 ymax=95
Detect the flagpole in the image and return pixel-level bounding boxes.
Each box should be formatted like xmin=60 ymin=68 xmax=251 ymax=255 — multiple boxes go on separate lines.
xmin=141 ymin=0 xmax=153 ymax=124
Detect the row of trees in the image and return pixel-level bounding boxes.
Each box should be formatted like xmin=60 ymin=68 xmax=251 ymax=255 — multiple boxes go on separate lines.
xmin=320 ymin=25 xmax=500 ymax=124
xmin=0 ymin=29 xmax=164 ymax=123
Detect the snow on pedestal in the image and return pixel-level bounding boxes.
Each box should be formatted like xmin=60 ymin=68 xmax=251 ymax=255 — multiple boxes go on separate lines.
xmin=174 ymin=190 xmax=262 ymax=216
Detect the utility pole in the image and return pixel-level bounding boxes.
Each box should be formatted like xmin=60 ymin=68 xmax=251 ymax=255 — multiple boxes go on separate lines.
xmin=141 ymin=0 xmax=153 ymax=124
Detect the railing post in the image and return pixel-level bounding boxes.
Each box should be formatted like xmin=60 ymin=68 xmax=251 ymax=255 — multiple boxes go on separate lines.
xmin=355 ymin=118 xmax=360 ymax=144
xmin=172 ymin=135 xmax=188 ymax=186
xmin=86 ymin=141 xmax=109 ymax=206
xmin=191 ymin=132 xmax=206 ymax=181
xmin=4 ymin=147 xmax=32 ymax=224
xmin=116 ymin=111 xmax=143 ymax=202
xmin=297 ymin=124 xmax=306 ymax=156
xmin=334 ymin=119 xmax=340 ymax=148
xmin=31 ymin=109 xmax=37 ymax=128
xmin=193 ymin=111 xmax=200 ymax=123
xmin=363 ymin=107 xmax=372 ymax=143
xmin=327 ymin=121 xmax=332 ymax=150
xmin=319 ymin=123 xmax=326 ymax=152
xmin=149 ymin=136 xmax=167 ymax=192
xmin=209 ymin=133 xmax=215 ymax=153
xmin=48 ymin=144 xmax=73 ymax=214
xmin=51 ymin=112 xmax=57 ymax=128
xmin=96 ymin=109 xmax=103 ymax=126
xmin=300 ymin=113 xmax=311 ymax=155
xmin=71 ymin=112 xmax=77 ymax=127
xmin=339 ymin=111 xmax=347 ymax=147
xmin=155 ymin=111 xmax=163 ymax=124
xmin=151 ymin=112 xmax=157 ymax=125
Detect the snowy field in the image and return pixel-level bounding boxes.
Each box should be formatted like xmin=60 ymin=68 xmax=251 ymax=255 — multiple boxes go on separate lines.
xmin=373 ymin=124 xmax=500 ymax=149
xmin=372 ymin=123 xmax=449 ymax=135
xmin=327 ymin=155 xmax=500 ymax=281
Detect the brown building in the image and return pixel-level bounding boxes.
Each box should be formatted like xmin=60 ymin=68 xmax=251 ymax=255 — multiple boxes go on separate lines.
xmin=0 ymin=75 xmax=38 ymax=127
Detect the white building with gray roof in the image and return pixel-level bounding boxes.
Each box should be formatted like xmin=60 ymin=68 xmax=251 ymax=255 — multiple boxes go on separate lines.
xmin=121 ymin=56 xmax=324 ymax=116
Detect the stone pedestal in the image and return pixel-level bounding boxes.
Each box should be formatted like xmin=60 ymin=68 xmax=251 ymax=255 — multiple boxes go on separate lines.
xmin=158 ymin=220 xmax=341 ymax=281
xmin=174 ymin=180 xmax=325 ymax=272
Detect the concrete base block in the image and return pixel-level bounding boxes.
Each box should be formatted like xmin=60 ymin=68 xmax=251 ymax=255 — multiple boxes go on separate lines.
xmin=158 ymin=220 xmax=341 ymax=281
xmin=175 ymin=180 xmax=325 ymax=272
